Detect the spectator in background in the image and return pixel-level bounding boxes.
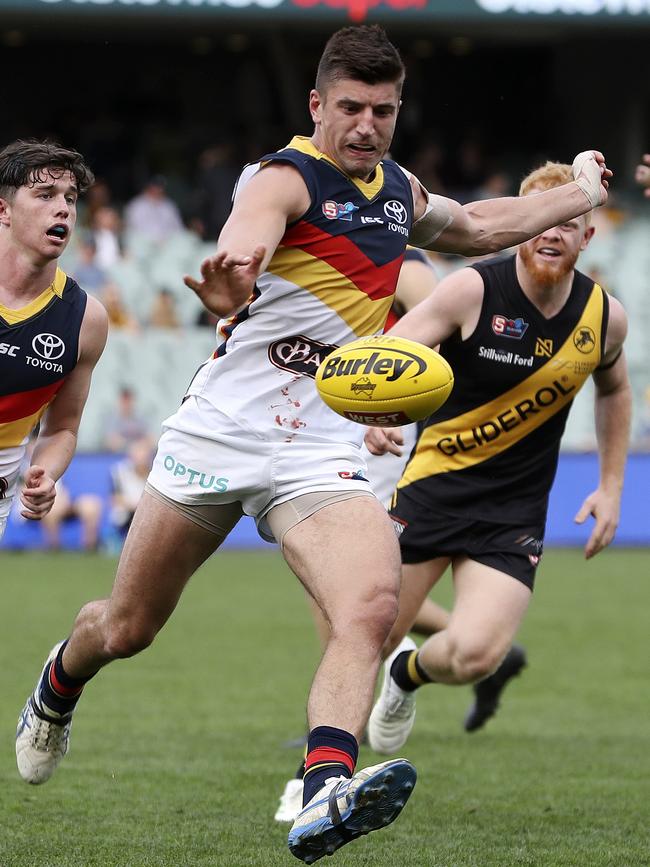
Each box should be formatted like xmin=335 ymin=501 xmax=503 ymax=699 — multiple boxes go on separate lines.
xmin=634 ymin=154 xmax=650 ymax=197
xmin=41 ymin=480 xmax=103 ymax=552
xmin=109 ymin=437 xmax=154 ymax=542
xmin=149 ymin=288 xmax=180 ymax=329
xmin=472 ymin=169 xmax=512 ymax=201
xmin=101 ymin=283 xmax=139 ymax=332
xmin=189 ymin=144 xmax=239 ymax=241
xmin=91 ymin=205 xmax=122 ymax=270
xmin=124 ymin=175 xmax=184 ymax=243
xmin=102 ymin=387 xmax=150 ymax=453
xmin=79 ymin=178 xmax=112 ymax=230
xmin=69 ymin=236 xmax=107 ymax=295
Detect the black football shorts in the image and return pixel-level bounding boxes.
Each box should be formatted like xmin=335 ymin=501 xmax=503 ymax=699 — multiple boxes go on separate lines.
xmin=390 ymin=489 xmax=545 ymax=590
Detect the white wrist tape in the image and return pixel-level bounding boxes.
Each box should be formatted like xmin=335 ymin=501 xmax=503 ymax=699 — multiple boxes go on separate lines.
xmin=572 ymin=151 xmax=604 ymax=208
xmin=408 ymin=193 xmax=453 ymax=248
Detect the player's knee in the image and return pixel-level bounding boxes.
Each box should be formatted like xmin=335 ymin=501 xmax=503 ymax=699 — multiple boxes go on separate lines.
xmin=448 ymin=639 xmax=502 ymax=684
xmin=355 ymin=589 xmax=399 ymax=644
xmin=104 ymin=617 xmax=156 ymax=659
xmin=330 ymin=588 xmax=398 ymax=648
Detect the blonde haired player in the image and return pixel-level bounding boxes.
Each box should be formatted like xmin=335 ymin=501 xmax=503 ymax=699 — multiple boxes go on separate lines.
xmin=366 ymin=161 xmax=631 ymax=756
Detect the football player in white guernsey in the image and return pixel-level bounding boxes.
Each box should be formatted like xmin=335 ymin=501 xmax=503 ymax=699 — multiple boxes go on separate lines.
xmin=17 ymin=26 xmax=614 ymax=864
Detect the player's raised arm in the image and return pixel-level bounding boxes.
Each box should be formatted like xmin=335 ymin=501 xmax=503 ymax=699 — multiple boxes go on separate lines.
xmin=184 ymin=162 xmax=311 ymax=317
xmin=409 ymin=150 xmax=611 ymax=257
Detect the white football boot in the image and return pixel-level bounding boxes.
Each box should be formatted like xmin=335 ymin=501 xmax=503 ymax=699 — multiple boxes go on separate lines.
xmin=16 ymin=642 xmax=73 ymax=785
xmin=275 ymin=777 xmax=305 ymax=823
xmin=368 ymin=636 xmax=418 ymax=755
xmin=288 ymin=759 xmax=416 ymax=863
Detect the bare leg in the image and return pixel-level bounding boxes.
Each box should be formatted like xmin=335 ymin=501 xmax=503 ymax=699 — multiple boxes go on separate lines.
xmin=382 ymin=558 xmax=450 ymax=657
xmin=281 ymin=497 xmax=401 ymax=742
xmin=41 ymin=486 xmax=72 ymax=549
xmin=417 ymin=556 xmax=531 ymax=685
xmin=410 ymin=597 xmax=450 ymax=637
xmin=75 ymin=494 xmax=103 ymax=551
xmin=61 ymin=492 xmax=236 ymax=678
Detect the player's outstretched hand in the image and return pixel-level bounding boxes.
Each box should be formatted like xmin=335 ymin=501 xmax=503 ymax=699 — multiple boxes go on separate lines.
xmin=572 ymin=150 xmax=612 ymax=208
xmin=634 ymin=154 xmax=650 ymax=197
xmin=20 ymin=465 xmax=56 ymax=520
xmin=364 ymin=426 xmax=404 ymax=457
xmin=184 ymin=244 xmax=266 ymax=317
xmin=574 ymin=487 xmax=620 ymax=559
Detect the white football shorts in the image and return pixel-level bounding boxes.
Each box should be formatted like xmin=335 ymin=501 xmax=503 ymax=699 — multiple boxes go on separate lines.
xmin=0 ymin=446 xmax=25 ymax=541
xmin=361 ymin=423 xmax=417 ymax=507
xmin=147 ymin=395 xmax=375 ymax=541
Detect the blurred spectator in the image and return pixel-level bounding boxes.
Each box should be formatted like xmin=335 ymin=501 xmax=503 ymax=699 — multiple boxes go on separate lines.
xmin=92 ymin=206 xmax=123 ymax=270
xmin=472 ymin=169 xmax=512 ymax=200
xmin=124 ymin=176 xmax=184 ymax=243
xmin=108 ymin=437 xmax=154 ymax=543
xmin=69 ymin=236 xmax=107 ymax=295
xmin=408 ymin=141 xmax=446 ymax=195
xmin=41 ymin=481 xmax=103 ymax=552
xmin=102 ymin=387 xmax=151 ymax=453
xmin=634 ymin=154 xmax=650 ymax=198
xmin=149 ymin=288 xmax=181 ymax=329
xmin=196 ymin=307 xmax=219 ymax=328
xmin=80 ymin=178 xmax=113 ymax=230
xmin=189 ymin=144 xmax=239 ymax=241
xmin=101 ymin=283 xmax=139 ymax=332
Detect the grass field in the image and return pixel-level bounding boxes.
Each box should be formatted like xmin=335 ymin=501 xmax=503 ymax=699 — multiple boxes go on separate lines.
xmin=0 ymin=548 xmax=648 ymax=867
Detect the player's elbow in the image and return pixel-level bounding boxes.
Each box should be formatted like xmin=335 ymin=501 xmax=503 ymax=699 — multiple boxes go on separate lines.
xmin=464 ymin=227 xmax=506 ymax=257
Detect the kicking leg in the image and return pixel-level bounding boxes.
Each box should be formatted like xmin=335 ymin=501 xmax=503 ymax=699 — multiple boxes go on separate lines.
xmin=280 ymin=496 xmax=416 ymax=862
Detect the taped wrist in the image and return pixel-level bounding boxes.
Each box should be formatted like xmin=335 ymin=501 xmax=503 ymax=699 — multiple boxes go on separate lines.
xmin=572 ymin=151 xmax=603 ymax=208
xmin=408 ymin=193 xmax=453 ymax=248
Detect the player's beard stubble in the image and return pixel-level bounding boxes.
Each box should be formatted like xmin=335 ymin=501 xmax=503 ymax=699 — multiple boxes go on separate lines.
xmin=519 ymin=245 xmax=578 ymax=289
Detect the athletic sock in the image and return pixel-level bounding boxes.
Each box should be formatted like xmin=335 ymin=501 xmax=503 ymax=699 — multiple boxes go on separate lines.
xmin=302 ymin=725 xmax=358 ymax=806
xmin=390 ymin=649 xmax=433 ymax=692
xmin=294 ymin=758 xmax=306 ymax=780
xmin=37 ymin=641 xmax=94 ymax=718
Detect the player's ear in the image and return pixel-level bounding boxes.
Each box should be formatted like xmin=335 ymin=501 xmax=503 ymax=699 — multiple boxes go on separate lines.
xmin=0 ymin=196 xmax=11 ymax=226
xmin=581 ymin=225 xmax=596 ymax=250
xmin=309 ymin=89 xmax=323 ymax=124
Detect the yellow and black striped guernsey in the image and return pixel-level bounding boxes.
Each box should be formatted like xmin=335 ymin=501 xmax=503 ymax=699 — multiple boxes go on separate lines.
xmin=397 ymin=254 xmax=608 ymax=525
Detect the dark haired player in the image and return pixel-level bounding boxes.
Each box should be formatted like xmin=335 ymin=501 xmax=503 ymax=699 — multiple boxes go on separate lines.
xmin=0 ymin=139 xmax=107 ymax=543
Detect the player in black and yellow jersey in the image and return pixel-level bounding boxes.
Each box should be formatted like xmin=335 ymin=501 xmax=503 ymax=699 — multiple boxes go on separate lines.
xmin=366 ymin=160 xmax=632 ymax=754
xmin=0 ymin=140 xmax=108 ymax=542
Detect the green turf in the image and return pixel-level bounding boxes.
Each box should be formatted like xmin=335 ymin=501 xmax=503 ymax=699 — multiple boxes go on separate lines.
xmin=0 ymin=548 xmax=648 ymax=866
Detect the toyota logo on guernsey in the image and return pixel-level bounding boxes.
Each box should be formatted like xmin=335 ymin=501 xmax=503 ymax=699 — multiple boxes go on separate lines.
xmin=384 ymin=200 xmax=407 ymax=224
xmin=32 ymin=333 xmax=65 ymax=361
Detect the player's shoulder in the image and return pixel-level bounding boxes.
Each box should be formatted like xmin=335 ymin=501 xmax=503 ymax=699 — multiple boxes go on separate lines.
xmin=604 ymin=293 xmax=628 ymax=345
xmin=80 ymin=294 xmax=109 ymax=362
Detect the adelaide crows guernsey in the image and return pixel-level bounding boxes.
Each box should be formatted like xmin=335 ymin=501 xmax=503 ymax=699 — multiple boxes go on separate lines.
xmin=0 ymin=268 xmax=87 ymax=450
xmin=186 ymin=136 xmax=415 ymax=445
xmin=397 ymin=254 xmax=608 ymax=524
